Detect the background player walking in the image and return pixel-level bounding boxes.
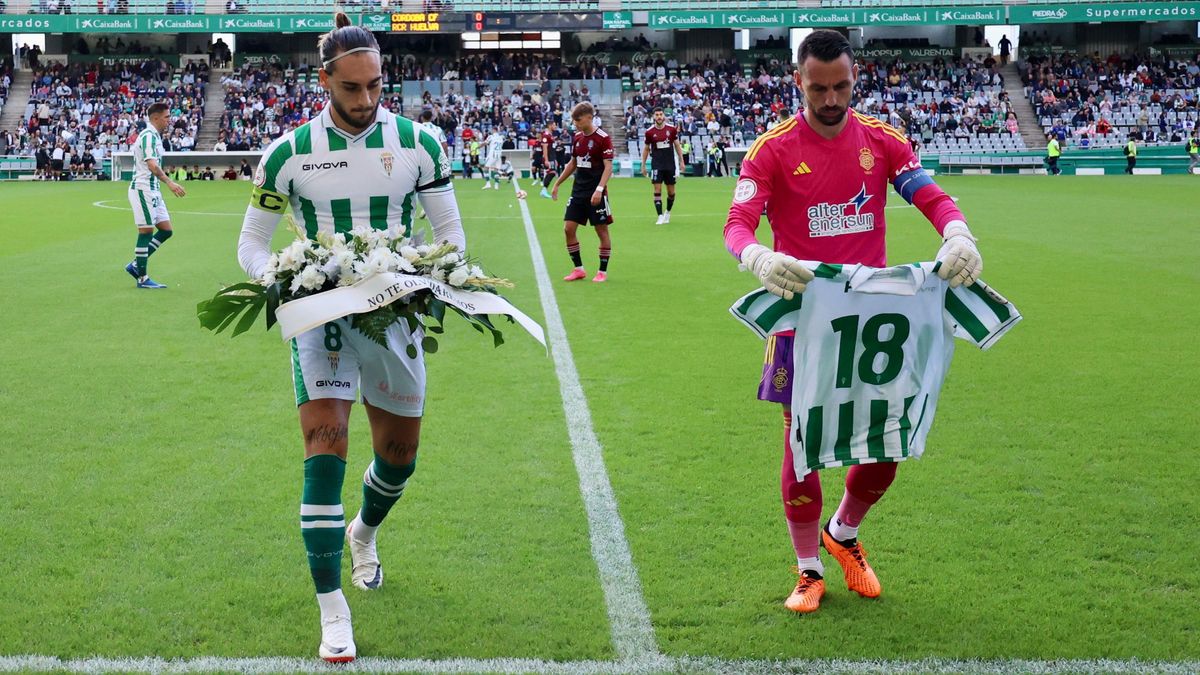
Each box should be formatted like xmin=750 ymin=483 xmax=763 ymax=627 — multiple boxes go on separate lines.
xmin=722 ymin=30 xmax=983 ymax=614
xmin=124 ymin=101 xmax=186 ymax=289
xmin=235 ymin=13 xmax=465 ymax=662
xmin=640 ymin=106 xmax=685 ymax=224
xmin=482 ymin=129 xmax=506 ymax=189
xmin=550 ymin=102 xmax=614 ymax=283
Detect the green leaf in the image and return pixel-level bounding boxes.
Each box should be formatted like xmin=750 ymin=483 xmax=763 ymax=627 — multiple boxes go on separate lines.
xmin=422 ymin=336 xmax=439 ymax=354
xmin=265 ymin=282 xmax=281 ymax=330
xmin=405 ymin=344 xmax=418 ymax=359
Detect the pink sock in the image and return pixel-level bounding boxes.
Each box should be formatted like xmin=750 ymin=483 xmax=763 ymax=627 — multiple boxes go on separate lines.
xmin=830 ymin=463 xmax=898 ymax=540
xmin=782 ymin=408 xmax=822 ymax=569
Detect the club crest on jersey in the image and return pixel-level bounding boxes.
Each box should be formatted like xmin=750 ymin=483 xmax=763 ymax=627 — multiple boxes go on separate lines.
xmin=859 ymin=147 xmax=876 ymax=173
xmin=772 ymin=367 xmax=789 ymax=392
xmin=327 ymin=352 xmax=340 ymax=373
xmin=380 ymin=151 xmax=394 ymax=177
xmin=253 ymin=164 xmax=266 ymax=187
xmin=808 ymin=184 xmax=875 ymax=238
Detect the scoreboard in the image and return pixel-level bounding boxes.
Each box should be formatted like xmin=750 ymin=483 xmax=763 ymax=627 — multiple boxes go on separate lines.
xmin=384 ymin=12 xmax=517 ymax=32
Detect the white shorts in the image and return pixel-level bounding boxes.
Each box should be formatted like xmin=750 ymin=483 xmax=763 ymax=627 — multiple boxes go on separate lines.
xmin=129 ymin=188 xmax=170 ymax=227
xmin=290 ymin=317 xmax=426 ymax=417
xmin=484 ymin=153 xmax=502 ymax=169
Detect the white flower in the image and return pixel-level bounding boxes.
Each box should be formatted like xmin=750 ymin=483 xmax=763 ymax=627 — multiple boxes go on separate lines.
xmin=469 ymin=264 xmax=485 ymax=278
xmin=431 ymin=266 xmax=448 ymax=282
xmin=398 ymin=245 xmax=420 ymax=263
xmin=275 ymin=240 xmax=312 ymax=272
xmin=395 ymin=256 xmax=416 ymax=273
xmin=262 ymin=270 xmax=277 ymax=285
xmin=353 ymin=247 xmax=397 ymax=278
xmin=416 ymin=244 xmax=432 ymax=256
xmin=447 ymin=267 xmax=469 ymax=286
xmin=296 ymin=265 xmax=327 ymax=291
xmin=441 ymin=252 xmax=463 ymax=265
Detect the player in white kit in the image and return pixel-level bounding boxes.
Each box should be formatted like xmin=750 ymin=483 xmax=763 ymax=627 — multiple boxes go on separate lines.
xmin=482 ymin=129 xmax=505 ymax=189
xmin=235 ymin=13 xmax=464 ymax=663
xmin=124 ymin=101 xmax=186 ymax=289
xmin=416 ymin=109 xmax=448 ymax=220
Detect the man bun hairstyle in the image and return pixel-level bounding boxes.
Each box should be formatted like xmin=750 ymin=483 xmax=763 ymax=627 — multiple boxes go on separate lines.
xmin=147 ymin=102 xmax=169 ymax=116
xmin=319 ymin=11 xmax=380 ymax=73
xmin=797 ymin=29 xmax=854 ymax=65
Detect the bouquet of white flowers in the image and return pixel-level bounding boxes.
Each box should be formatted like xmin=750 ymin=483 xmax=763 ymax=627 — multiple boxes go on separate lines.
xmin=197 ymin=220 xmax=535 ymax=355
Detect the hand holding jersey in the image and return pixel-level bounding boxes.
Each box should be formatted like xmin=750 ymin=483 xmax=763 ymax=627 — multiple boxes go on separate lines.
xmin=934 ymin=221 xmax=982 ymax=288
xmin=740 ymin=243 xmax=814 ymax=300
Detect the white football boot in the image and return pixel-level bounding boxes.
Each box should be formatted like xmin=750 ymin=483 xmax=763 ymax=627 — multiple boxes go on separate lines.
xmin=346 ymin=516 xmax=383 ymax=591
xmin=318 ymin=614 xmax=356 ymax=663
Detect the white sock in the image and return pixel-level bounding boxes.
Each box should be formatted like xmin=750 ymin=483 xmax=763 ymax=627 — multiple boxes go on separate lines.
xmin=316 ymin=589 xmax=350 ymax=620
xmin=349 ymin=511 xmax=377 ymax=544
xmin=797 ymin=556 xmax=824 ymax=576
xmin=828 ymin=517 xmax=858 ymax=542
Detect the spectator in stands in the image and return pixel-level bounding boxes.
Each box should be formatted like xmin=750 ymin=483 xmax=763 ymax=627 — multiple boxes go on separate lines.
xmin=222 ymin=166 xmax=238 ymax=180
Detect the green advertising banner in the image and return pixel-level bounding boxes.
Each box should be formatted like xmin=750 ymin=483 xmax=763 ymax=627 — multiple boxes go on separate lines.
xmin=0 ymin=13 xmax=340 ymax=33
xmin=358 ymin=13 xmax=393 ymax=31
xmin=71 ymin=53 xmax=182 ymax=65
xmin=858 ymin=46 xmax=959 ymax=60
xmin=602 ymin=11 xmax=632 ymax=29
xmin=1009 ymin=2 xmax=1200 ymax=24
xmin=647 ymin=7 xmax=1004 ymax=29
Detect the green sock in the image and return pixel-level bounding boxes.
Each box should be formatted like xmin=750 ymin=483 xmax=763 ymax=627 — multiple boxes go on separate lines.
xmin=147 ymin=229 xmax=173 ymax=256
xmin=360 ymin=453 xmax=417 ymax=529
xmin=135 ymin=231 xmax=153 ymax=277
xmin=301 ymin=454 xmax=346 ymax=594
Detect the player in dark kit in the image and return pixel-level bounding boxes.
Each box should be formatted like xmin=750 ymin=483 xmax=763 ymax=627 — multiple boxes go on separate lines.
xmin=550 ymin=102 xmax=614 ymax=283
xmin=640 ymin=106 xmax=685 ymax=224
xmin=538 ymin=121 xmax=559 ymax=199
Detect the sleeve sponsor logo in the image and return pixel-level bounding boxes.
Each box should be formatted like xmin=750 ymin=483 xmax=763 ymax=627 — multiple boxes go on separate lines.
xmin=253 ymin=164 xmax=266 ymax=187
xmin=733 ymin=178 xmax=757 ymax=203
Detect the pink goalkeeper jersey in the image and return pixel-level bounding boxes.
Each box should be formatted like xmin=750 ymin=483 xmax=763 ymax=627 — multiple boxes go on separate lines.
xmin=724 ymin=109 xmax=951 ymax=267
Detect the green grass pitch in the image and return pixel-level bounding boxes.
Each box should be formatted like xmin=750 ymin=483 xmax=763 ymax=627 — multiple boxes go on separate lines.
xmin=0 ymin=174 xmax=1196 ymax=663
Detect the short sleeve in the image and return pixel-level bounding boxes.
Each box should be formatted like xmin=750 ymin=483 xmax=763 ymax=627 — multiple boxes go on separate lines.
xmin=416 ymin=128 xmax=452 ymax=192
xmin=600 ymin=134 xmax=614 ymax=160
xmin=944 ymin=281 xmax=1022 ymax=351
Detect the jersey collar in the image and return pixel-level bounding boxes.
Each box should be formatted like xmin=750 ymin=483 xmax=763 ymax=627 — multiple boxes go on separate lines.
xmin=322 ymin=105 xmax=387 ymax=144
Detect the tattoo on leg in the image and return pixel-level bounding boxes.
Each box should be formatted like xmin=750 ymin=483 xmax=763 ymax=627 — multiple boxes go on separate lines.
xmin=382 ymin=439 xmax=419 ymax=461
xmin=305 ymin=424 xmax=350 ymax=446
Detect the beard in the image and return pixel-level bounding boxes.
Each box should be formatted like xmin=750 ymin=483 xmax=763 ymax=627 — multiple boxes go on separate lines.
xmin=812 ymin=105 xmax=848 ymax=127
xmin=331 ymin=95 xmax=377 ymax=132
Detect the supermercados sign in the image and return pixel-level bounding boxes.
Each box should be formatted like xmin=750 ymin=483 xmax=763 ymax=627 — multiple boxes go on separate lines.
xmin=1009 ymin=2 xmax=1200 ymax=23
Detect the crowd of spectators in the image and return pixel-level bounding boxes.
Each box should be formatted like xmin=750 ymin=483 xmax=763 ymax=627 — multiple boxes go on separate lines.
xmin=390 ymin=53 xmax=611 ymax=82
xmin=2 ymin=59 xmax=207 ymax=178
xmin=218 ymin=60 xmax=593 ymax=158
xmin=1022 ymin=51 xmax=1200 ymax=147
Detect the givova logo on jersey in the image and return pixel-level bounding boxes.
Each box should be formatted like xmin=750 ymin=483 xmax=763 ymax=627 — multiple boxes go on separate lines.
xmin=808 ymin=184 xmax=875 ymax=238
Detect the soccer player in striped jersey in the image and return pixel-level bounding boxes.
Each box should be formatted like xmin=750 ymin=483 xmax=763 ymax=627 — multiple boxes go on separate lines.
xmin=235 ymin=14 xmax=465 ymax=662
xmin=123 ymin=102 xmax=186 ymax=289
xmin=722 ymin=30 xmax=983 ymax=613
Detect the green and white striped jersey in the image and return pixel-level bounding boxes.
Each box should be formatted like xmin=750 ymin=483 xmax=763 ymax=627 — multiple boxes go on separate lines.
xmin=250 ymin=106 xmax=452 ymax=238
xmin=130 ymin=126 xmax=164 ymax=192
xmin=731 ymin=262 xmax=1021 ymax=478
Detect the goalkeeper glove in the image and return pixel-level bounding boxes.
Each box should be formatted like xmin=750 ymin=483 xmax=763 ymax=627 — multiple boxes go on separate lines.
xmin=936 ymin=221 xmax=982 ymax=288
xmin=740 ymin=244 xmax=814 ymax=300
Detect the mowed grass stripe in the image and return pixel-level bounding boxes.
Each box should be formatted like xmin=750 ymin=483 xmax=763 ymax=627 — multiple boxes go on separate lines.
xmin=0 ymin=181 xmax=612 ymax=660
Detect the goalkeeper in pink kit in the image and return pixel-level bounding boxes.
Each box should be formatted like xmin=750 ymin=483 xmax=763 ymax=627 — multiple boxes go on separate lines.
xmin=723 ymin=30 xmax=983 ymax=613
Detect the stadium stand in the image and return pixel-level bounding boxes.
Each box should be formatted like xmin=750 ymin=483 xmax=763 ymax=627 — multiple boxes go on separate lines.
xmin=9 ymin=58 xmax=207 ymax=178
xmin=1022 ymin=52 xmax=1200 ymax=150
xmin=216 ymin=59 xmax=593 ymax=165
xmin=622 ymin=53 xmax=1028 ymax=172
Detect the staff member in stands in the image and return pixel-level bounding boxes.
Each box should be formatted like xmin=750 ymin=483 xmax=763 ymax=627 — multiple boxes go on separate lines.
xmin=1045 ymin=132 xmax=1062 ymax=176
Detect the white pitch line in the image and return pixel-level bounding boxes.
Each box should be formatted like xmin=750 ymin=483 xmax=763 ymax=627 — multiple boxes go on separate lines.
xmin=91 ymin=199 xmax=246 ymax=217
xmin=512 ymin=179 xmax=659 ymax=662
xmin=2 ymin=655 xmax=1196 ymax=674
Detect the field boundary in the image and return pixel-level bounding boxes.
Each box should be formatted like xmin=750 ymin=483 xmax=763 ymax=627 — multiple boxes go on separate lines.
xmin=3 ymin=654 xmax=1196 ymax=674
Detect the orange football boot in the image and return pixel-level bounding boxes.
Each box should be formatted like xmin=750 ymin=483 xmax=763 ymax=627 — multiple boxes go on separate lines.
xmin=821 ymin=523 xmax=882 ymax=598
xmin=784 ymin=568 xmax=825 ymax=613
